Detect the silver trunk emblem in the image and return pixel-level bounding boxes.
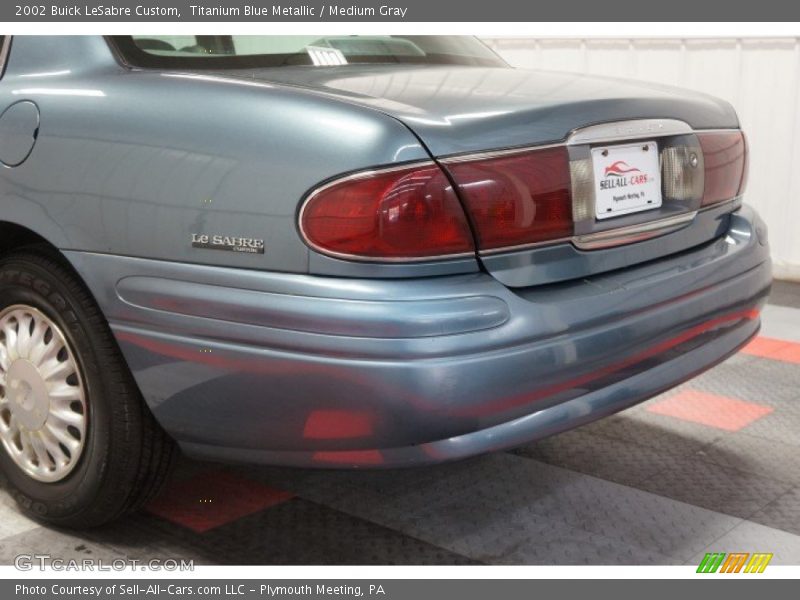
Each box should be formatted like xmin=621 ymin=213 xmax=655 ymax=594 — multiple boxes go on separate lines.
xmin=191 ymin=233 xmax=265 ymax=254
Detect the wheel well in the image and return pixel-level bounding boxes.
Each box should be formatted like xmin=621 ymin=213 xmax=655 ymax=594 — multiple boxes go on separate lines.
xmin=0 ymin=222 xmax=59 ymax=255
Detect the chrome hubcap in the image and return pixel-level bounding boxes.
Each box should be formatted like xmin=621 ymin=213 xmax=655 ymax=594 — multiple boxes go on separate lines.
xmin=0 ymin=305 xmax=87 ymax=482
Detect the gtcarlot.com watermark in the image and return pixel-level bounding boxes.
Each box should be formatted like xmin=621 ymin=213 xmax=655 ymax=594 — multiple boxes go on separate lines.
xmin=14 ymin=554 xmax=194 ymax=572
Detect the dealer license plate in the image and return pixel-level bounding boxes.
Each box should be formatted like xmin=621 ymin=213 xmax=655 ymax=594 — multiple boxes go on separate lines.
xmin=592 ymin=141 xmax=662 ymax=220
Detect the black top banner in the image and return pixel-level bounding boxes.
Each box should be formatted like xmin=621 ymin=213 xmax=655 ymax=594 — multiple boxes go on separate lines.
xmin=4 ymin=0 xmax=800 ymax=21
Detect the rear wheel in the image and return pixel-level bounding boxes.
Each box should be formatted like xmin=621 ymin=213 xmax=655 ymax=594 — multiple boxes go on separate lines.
xmin=0 ymin=247 xmax=175 ymax=527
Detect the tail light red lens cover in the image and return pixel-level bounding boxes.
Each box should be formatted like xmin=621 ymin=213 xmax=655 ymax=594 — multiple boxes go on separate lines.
xmin=301 ymin=128 xmax=746 ymax=263
xmin=739 ymin=131 xmax=750 ymax=197
xmin=697 ymin=131 xmax=748 ymax=206
xmin=300 ymin=163 xmax=474 ymax=261
xmin=443 ymin=146 xmax=573 ymax=251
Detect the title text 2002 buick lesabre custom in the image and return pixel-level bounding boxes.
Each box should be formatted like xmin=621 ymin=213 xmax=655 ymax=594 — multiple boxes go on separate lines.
xmin=0 ymin=35 xmax=770 ymax=526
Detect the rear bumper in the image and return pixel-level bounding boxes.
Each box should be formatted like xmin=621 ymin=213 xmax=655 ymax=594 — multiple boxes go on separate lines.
xmin=65 ymin=205 xmax=771 ymax=468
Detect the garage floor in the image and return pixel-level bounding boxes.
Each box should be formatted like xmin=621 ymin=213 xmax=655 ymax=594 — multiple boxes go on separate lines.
xmin=1 ymin=282 xmax=799 ymax=566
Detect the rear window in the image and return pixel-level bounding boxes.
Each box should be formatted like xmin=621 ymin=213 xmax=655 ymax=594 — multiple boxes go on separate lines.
xmin=109 ymin=35 xmax=507 ymax=69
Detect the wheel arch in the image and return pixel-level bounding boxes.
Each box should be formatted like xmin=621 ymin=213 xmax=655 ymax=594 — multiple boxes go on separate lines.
xmin=0 ymin=220 xmax=62 ymax=255
xmin=0 ymin=221 xmax=103 ymax=313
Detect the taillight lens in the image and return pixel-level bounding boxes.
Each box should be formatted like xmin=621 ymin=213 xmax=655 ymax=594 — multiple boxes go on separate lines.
xmin=300 ymin=163 xmax=474 ymax=260
xmin=443 ymin=146 xmax=573 ymax=251
xmin=697 ymin=131 xmax=748 ymax=206
xmin=739 ymin=132 xmax=750 ymax=196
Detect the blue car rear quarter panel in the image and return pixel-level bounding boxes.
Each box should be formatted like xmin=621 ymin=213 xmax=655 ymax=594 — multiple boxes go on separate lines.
xmin=64 ymin=206 xmax=771 ymax=467
xmin=0 ymin=36 xmax=434 ymax=275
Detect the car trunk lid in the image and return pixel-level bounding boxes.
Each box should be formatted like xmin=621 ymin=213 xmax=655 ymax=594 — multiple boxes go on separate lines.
xmin=221 ymin=64 xmax=739 ymax=155
xmin=221 ymin=65 xmax=746 ymax=286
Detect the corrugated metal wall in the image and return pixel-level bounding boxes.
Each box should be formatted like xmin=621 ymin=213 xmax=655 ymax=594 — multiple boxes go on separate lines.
xmin=482 ymin=37 xmax=800 ymax=281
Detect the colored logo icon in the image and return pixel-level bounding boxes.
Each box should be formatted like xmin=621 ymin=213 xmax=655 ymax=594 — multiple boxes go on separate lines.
xmin=696 ymin=552 xmax=773 ymax=573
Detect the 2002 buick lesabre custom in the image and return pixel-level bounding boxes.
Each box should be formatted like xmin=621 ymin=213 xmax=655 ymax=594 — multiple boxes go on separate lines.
xmin=0 ymin=35 xmax=770 ymax=526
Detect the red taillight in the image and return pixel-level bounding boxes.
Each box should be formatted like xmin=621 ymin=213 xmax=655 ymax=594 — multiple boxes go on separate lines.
xmin=739 ymin=132 xmax=750 ymax=196
xmin=300 ymin=163 xmax=474 ymax=260
xmin=697 ymin=131 xmax=748 ymax=206
xmin=443 ymin=146 xmax=573 ymax=251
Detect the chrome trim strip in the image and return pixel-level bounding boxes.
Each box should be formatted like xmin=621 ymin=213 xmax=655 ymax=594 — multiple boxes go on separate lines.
xmin=478 ymin=236 xmax=573 ymax=256
xmin=0 ymin=36 xmax=12 ymax=79
xmin=572 ymin=211 xmax=697 ymax=250
xmin=306 ymin=251 xmax=477 ymax=265
xmin=439 ymin=142 xmax=564 ymax=164
xmin=691 ymin=128 xmax=745 ymax=135
xmin=698 ymin=195 xmax=741 ymax=213
xmin=439 ymin=119 xmax=702 ymax=164
xmin=478 ymin=199 xmax=740 ymax=256
xmin=477 ymin=211 xmax=698 ymax=256
xmin=298 ymin=160 xmax=476 ymax=264
xmin=566 ymin=119 xmax=694 ymax=145
xmin=305 ymin=160 xmax=436 ymax=195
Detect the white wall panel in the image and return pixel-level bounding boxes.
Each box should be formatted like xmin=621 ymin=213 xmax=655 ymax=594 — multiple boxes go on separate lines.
xmin=483 ymin=37 xmax=800 ymax=280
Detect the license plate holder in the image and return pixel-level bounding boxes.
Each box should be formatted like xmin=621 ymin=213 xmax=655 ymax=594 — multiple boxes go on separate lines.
xmin=592 ymin=141 xmax=662 ymax=220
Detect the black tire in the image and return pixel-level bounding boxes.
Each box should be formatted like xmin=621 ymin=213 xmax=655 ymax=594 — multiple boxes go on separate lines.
xmin=0 ymin=246 xmax=176 ymax=527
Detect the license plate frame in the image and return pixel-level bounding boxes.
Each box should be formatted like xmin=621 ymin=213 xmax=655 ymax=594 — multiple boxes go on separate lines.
xmin=592 ymin=141 xmax=663 ymax=220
